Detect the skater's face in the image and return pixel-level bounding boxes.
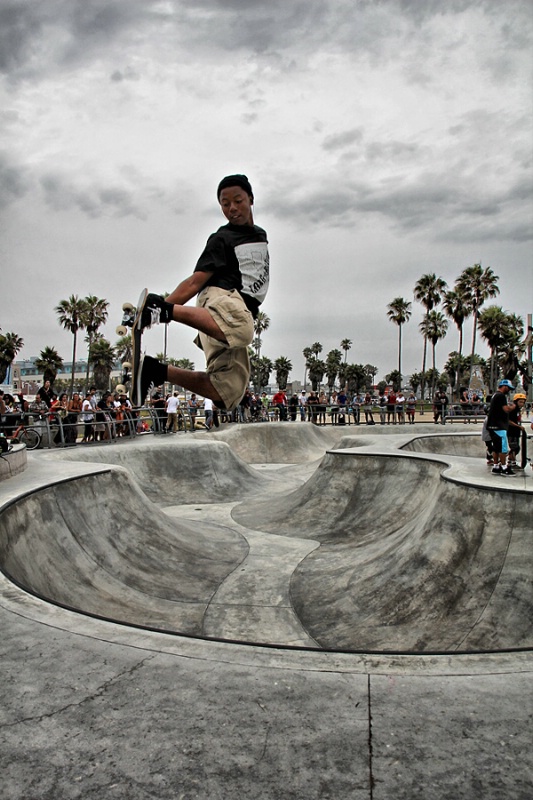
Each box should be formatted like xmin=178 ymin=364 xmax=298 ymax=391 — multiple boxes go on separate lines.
xmin=219 ymin=186 xmax=254 ymax=226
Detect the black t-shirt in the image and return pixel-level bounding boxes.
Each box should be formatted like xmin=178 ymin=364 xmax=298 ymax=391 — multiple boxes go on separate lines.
xmin=194 ymin=223 xmax=269 ymax=317
xmin=486 ymin=391 xmax=510 ymax=430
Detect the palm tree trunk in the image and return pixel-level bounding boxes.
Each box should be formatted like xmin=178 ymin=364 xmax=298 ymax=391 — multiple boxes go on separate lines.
xmin=469 ymin=310 xmax=478 ymax=382
xmin=70 ymin=332 xmax=77 ymax=398
xmin=398 ymin=324 xmax=402 ymax=377
xmin=85 ymin=334 xmax=92 ymax=394
xmin=420 ymin=336 xmax=428 ymax=400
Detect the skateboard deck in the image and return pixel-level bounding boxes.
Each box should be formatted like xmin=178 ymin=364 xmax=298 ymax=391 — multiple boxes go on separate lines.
xmin=519 ymin=428 xmax=528 ymax=470
xmin=116 ymin=288 xmax=147 ymax=407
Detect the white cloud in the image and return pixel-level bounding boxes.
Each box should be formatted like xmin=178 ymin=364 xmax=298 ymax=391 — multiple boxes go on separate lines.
xmin=0 ymin=0 xmax=531 ymax=384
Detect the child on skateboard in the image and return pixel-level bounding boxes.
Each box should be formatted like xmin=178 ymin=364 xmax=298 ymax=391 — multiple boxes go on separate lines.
xmin=133 ymin=174 xmax=269 ymax=411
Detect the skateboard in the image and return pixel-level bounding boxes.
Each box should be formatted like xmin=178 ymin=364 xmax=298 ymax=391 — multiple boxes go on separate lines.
xmin=519 ymin=428 xmax=528 ymax=470
xmin=116 ymin=288 xmax=148 ymax=407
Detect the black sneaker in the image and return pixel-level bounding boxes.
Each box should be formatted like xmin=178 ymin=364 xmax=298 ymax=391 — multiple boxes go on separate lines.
xmin=139 ymin=293 xmax=174 ymax=331
xmin=133 ymin=355 xmax=167 ymax=407
xmin=491 ymin=465 xmax=503 ymax=475
xmin=501 ymin=467 xmax=515 ymax=476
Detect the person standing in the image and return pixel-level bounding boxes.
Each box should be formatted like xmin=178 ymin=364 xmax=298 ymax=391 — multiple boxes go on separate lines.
xmin=486 ymin=379 xmax=516 ymax=476
xmin=507 ymin=392 xmax=527 ymax=468
xmin=165 ymin=392 xmax=180 ymax=433
xmin=37 ymin=379 xmax=54 ymax=409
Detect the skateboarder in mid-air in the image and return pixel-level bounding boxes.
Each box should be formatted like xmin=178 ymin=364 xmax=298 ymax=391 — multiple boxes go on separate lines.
xmin=133 ymin=174 xmax=269 ymax=410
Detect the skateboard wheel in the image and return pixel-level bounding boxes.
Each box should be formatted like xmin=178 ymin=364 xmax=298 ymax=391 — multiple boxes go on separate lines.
xmin=123 ymin=362 xmax=132 ymax=369
xmin=116 ymin=325 xmax=128 ymax=336
xmin=122 ymin=302 xmax=134 ymax=312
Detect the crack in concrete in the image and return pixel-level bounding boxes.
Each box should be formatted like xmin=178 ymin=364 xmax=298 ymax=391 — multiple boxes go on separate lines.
xmin=2 ymin=653 xmax=157 ymax=729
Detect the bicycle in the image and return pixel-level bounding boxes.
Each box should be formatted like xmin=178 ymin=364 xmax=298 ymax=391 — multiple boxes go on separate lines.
xmin=6 ymin=415 xmax=42 ymax=450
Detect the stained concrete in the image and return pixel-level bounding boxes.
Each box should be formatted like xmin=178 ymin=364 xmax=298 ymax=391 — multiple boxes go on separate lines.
xmin=0 ymin=423 xmax=531 ymax=799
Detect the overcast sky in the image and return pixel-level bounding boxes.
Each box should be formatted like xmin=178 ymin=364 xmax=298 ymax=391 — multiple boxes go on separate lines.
xmin=1 ymin=0 xmax=532 ymax=385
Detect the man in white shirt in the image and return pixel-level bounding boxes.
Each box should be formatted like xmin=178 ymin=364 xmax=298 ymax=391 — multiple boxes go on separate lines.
xmin=165 ymin=392 xmax=180 ymax=432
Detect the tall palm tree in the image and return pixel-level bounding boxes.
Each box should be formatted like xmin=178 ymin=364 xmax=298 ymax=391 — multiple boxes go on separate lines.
xmin=340 ymin=338 xmax=352 ymax=363
xmin=274 ymin=356 xmax=293 ymax=390
xmin=442 ymin=288 xmax=470 ymax=399
xmin=0 ymin=330 xmax=24 ymax=384
xmin=253 ymin=311 xmax=270 ymax=359
xmin=414 ymin=273 xmax=447 ymax=399
xmin=34 ymin=346 xmax=64 ymax=385
xmin=83 ymin=295 xmax=109 ymax=392
xmin=56 ymin=295 xmax=89 ymax=397
xmin=456 ymin=264 xmax=499 ymax=382
xmin=387 ymin=297 xmax=412 ymax=378
xmin=419 ymin=310 xmax=449 ymax=395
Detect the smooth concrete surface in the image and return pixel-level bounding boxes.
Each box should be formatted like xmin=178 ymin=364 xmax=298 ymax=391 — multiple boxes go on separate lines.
xmin=1 ymin=423 xmax=532 ymax=799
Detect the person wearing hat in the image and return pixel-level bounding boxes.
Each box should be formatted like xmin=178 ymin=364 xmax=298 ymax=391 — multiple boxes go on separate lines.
xmin=507 ymin=392 xmax=527 ymax=468
xmin=132 ymin=175 xmax=269 ymax=412
xmin=486 ymin=379 xmax=517 ymax=475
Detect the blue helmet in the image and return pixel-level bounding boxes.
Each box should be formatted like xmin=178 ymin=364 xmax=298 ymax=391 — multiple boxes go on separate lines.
xmin=498 ymin=379 xmax=514 ymax=389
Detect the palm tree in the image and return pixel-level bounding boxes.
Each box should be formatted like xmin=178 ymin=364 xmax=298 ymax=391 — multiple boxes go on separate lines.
xmin=253 ymin=311 xmax=270 ymax=359
xmin=325 ymin=349 xmax=342 ymax=393
xmin=115 ymin=334 xmax=133 ymax=365
xmin=307 ymin=357 xmax=326 ymax=392
xmin=83 ymin=295 xmax=109 ymax=392
xmin=340 ymin=338 xmax=352 ymax=363
xmin=498 ymin=313 xmax=526 ymax=385
xmin=385 ymin=369 xmax=402 ymax=393
xmin=477 ymin=306 xmax=524 ymax=392
xmin=34 ymin=346 xmax=64 ymax=385
xmin=456 ymin=264 xmax=499 ymax=382
xmin=0 ymin=330 xmax=24 ymax=384
xmin=443 ymin=352 xmax=469 ymax=396
xmin=387 ymin=297 xmax=411 ymax=378
xmin=345 ymin=363 xmax=367 ymax=394
xmin=419 ymin=310 xmax=448 ymax=395
xmin=251 ymin=355 xmax=272 ymax=393
xmin=56 ymin=295 xmax=88 ymax=397
xmin=414 ymin=273 xmax=447 ymax=399
xmin=274 ymin=356 xmax=292 ymax=390
xmin=442 ymin=288 xmax=470 ymax=399
xmin=364 ymin=364 xmax=379 ymax=390
xmin=302 ymin=346 xmax=313 ymax=390
xmin=89 ymin=338 xmax=116 ymax=391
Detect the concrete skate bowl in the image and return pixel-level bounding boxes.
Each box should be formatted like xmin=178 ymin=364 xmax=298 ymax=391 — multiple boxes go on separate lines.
xmin=233 ymin=451 xmax=533 ymax=653
xmin=36 ymin=438 xmax=271 ymax=505
xmin=0 ymin=468 xmax=250 ymax=634
xmin=210 ymin=422 xmax=354 ymax=463
xmin=400 ymin=433 xmax=486 ymax=458
xmin=0 ymin=431 xmax=531 ymax=654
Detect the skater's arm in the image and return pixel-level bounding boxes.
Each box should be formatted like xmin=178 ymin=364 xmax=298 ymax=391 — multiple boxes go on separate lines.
xmin=166 ymin=271 xmax=213 ymax=305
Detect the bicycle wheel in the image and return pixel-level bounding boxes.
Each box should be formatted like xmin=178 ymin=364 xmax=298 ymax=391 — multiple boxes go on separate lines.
xmin=19 ymin=428 xmax=41 ymax=450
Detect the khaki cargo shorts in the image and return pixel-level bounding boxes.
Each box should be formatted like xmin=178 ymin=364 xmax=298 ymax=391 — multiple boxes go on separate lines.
xmin=195 ymin=286 xmax=254 ymax=412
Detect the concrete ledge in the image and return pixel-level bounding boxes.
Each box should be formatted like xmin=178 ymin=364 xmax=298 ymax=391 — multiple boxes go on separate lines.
xmin=0 ymin=443 xmax=26 ymax=482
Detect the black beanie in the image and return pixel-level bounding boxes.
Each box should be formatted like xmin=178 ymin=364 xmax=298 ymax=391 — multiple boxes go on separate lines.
xmin=217 ymin=174 xmax=254 ymax=201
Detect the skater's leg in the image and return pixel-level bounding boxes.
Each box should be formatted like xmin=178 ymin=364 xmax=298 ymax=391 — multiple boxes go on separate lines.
xmin=166 ymin=365 xmax=224 ymax=406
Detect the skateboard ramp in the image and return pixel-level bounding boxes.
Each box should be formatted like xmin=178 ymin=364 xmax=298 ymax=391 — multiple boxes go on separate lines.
xmin=0 ymin=468 xmax=249 ymax=633
xmin=0 ymin=432 xmax=531 ymax=652
xmin=232 ymin=450 xmax=532 ymax=651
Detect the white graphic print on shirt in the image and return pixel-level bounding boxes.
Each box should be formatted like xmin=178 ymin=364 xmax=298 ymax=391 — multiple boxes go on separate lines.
xmin=234 ymin=242 xmax=269 ymax=305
